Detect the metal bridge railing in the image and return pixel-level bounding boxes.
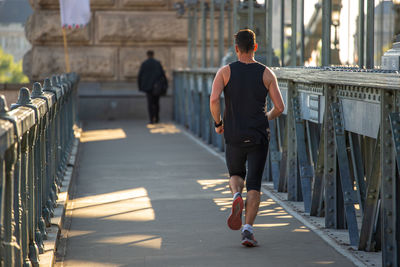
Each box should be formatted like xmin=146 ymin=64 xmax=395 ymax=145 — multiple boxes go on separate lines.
xmin=0 ymin=73 xmax=79 ymax=266
xmin=173 ymin=67 xmax=400 ymax=267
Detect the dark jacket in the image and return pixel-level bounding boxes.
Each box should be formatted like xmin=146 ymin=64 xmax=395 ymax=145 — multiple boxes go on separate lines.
xmin=138 ymin=58 xmax=166 ymax=93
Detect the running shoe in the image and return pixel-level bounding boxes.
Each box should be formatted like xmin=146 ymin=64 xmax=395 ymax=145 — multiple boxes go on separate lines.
xmin=241 ymin=230 xmax=258 ymax=247
xmin=227 ymin=194 xmax=244 ymax=230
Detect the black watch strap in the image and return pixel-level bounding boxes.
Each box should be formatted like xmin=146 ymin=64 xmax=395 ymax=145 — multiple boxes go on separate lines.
xmin=214 ymin=120 xmax=223 ymax=127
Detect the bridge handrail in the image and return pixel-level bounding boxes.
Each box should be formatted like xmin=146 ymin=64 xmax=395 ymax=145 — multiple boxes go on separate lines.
xmin=0 ymin=73 xmax=79 ymax=266
xmin=174 ymin=66 xmax=400 ymax=89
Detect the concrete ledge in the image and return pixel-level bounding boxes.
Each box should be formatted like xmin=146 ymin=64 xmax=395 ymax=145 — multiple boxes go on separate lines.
xmin=38 ymin=138 xmax=81 ymax=267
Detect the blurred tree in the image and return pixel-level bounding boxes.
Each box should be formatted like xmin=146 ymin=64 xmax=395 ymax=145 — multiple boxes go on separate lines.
xmin=0 ymin=47 xmax=29 ymax=83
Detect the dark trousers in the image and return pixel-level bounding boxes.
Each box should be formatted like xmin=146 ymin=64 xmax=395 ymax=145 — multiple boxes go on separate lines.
xmin=146 ymin=93 xmax=160 ymax=123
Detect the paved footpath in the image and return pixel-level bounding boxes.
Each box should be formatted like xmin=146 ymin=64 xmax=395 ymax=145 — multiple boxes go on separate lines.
xmin=58 ymin=120 xmax=356 ymax=267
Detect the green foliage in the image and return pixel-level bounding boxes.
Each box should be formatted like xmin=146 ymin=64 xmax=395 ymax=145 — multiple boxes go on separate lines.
xmin=0 ymin=47 xmax=29 ymax=83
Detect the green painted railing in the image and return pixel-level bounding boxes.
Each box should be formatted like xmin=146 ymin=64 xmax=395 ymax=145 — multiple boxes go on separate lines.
xmin=0 ymin=73 xmax=79 ymax=266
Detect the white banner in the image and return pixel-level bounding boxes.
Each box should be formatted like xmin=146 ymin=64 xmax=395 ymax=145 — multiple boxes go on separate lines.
xmin=59 ymin=0 xmax=91 ymax=29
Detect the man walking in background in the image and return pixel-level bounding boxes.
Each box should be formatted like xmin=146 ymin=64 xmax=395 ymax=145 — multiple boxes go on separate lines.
xmin=210 ymin=29 xmax=285 ymax=247
xmin=138 ymin=50 xmax=167 ymax=124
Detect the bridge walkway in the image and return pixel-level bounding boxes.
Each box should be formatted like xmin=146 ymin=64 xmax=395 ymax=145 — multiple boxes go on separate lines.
xmin=57 ymin=120 xmax=355 ymax=267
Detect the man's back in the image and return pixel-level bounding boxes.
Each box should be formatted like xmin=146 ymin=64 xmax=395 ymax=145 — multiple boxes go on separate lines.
xmin=223 ymin=61 xmax=269 ymax=145
xmin=138 ymin=58 xmax=163 ymax=93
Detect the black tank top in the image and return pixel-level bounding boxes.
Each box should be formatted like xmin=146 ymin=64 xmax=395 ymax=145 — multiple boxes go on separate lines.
xmin=223 ymin=61 xmax=269 ymax=145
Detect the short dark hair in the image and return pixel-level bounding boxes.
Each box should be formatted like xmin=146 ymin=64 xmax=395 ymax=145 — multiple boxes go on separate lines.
xmin=234 ymin=29 xmax=256 ymax=53
xmin=147 ymin=50 xmax=154 ymax=57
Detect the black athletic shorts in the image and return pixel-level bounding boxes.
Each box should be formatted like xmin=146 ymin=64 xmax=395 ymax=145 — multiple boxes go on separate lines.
xmin=225 ymin=142 xmax=269 ymax=192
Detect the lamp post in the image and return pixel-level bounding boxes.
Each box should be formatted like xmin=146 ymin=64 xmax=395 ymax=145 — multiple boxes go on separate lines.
xmin=330 ymin=9 xmax=341 ymax=65
xmin=332 ymin=10 xmax=340 ymax=50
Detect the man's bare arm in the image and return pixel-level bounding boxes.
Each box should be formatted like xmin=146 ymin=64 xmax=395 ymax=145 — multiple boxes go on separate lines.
xmin=210 ymin=65 xmax=229 ymax=134
xmin=263 ymin=67 xmax=285 ymax=121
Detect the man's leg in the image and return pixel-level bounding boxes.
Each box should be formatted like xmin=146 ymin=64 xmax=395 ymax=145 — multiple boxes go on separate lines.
xmin=244 ymin=190 xmax=260 ymax=225
xmin=229 ymin=175 xmax=244 ymax=195
xmin=226 ymin=144 xmax=246 ymax=230
xmin=154 ymin=95 xmax=160 ymax=123
xmin=146 ymin=93 xmax=154 ymax=123
xmin=241 ymin=143 xmax=268 ymax=247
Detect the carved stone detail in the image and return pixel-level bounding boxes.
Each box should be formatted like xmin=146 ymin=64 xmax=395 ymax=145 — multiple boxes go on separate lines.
xmin=27 ymin=47 xmax=117 ymax=81
xmin=95 ymin=11 xmax=187 ymax=44
xmin=120 ymin=0 xmax=167 ymax=7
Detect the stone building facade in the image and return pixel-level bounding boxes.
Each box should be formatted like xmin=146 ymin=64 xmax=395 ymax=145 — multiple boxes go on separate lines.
xmin=0 ymin=0 xmax=32 ymax=62
xmin=0 ymin=23 xmax=31 ymax=62
xmin=24 ymin=0 xmax=190 ymax=82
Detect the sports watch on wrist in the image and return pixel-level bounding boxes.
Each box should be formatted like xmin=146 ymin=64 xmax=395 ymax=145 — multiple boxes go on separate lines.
xmin=214 ymin=120 xmax=223 ymax=128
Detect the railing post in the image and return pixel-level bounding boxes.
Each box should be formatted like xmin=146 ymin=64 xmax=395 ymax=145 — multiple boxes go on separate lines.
xmin=266 ymin=97 xmax=280 ymax=189
xmin=380 ymin=89 xmax=397 ymax=266
xmin=323 ymin=83 xmax=337 ymax=228
xmin=41 ymin=80 xmax=53 ymax=227
xmin=292 ymin=94 xmax=313 ymax=213
xmin=0 ymin=95 xmax=20 ymax=267
xmin=193 ymin=73 xmax=201 ymax=136
xmin=286 ymin=81 xmax=299 ymax=201
xmin=31 ymin=82 xmax=48 ymax=252
xmin=27 ymin=120 xmax=39 ymax=265
xmin=201 ymin=73 xmax=210 ymax=143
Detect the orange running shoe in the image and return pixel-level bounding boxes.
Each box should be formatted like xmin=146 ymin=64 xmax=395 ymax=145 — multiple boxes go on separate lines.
xmin=227 ymin=194 xmax=244 ymax=230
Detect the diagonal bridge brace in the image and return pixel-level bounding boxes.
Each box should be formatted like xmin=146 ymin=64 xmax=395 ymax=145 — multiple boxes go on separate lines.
xmin=330 ymin=102 xmax=360 ymax=247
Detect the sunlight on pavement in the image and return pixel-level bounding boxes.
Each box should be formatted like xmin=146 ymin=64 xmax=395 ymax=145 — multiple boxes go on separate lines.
xmin=147 ymin=123 xmax=181 ymax=134
xmin=69 ymin=187 xmax=155 ymax=221
xmin=197 ymin=179 xmax=290 ymax=219
xmin=63 ymin=260 xmax=118 ymax=266
xmin=212 ymin=197 xmax=232 ymax=211
xmin=313 ymin=261 xmax=336 ymax=265
xmin=80 ymin=128 xmax=127 ymax=143
xmin=98 ymin=234 xmax=162 ymax=249
xmin=292 ymin=226 xmax=310 ymax=233
xmin=253 ymin=223 xmax=290 ymax=228
xmin=197 ymin=179 xmax=228 ymax=190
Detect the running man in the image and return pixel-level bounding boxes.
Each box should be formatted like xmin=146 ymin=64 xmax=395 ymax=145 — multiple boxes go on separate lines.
xmin=210 ymin=29 xmax=285 ymax=247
